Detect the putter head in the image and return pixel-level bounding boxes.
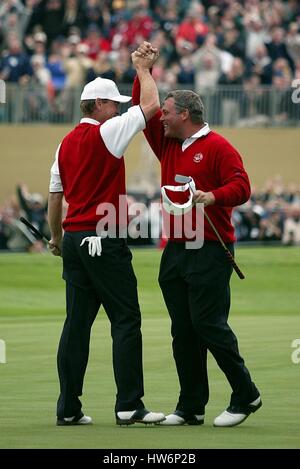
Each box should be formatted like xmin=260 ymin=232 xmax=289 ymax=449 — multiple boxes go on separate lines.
xmin=175 ymin=174 xmax=192 ymax=184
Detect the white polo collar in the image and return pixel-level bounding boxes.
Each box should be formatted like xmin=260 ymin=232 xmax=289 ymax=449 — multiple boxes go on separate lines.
xmin=80 ymin=117 xmax=100 ymax=125
xmin=182 ymin=123 xmax=210 ymax=151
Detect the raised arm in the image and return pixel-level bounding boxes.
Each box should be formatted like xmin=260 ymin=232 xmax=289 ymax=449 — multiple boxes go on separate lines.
xmin=99 ymin=43 xmax=161 ymax=159
xmin=132 ymin=42 xmax=165 ymax=160
xmin=131 ymin=44 xmax=160 ymax=121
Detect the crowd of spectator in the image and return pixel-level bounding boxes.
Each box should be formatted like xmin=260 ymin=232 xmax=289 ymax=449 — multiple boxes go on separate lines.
xmin=1 ymin=176 xmax=300 ymax=252
xmin=0 ymin=184 xmax=49 ymax=252
xmin=233 ymin=176 xmax=300 ymax=243
xmin=0 ymin=0 xmax=300 ymax=124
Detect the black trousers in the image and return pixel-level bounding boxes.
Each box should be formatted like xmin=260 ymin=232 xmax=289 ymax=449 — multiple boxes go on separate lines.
xmin=56 ymin=231 xmax=145 ymax=419
xmin=158 ymin=241 xmax=259 ymax=414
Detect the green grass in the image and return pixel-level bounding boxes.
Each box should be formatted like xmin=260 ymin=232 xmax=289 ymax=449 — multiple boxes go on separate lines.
xmin=0 ymin=247 xmax=300 ymax=448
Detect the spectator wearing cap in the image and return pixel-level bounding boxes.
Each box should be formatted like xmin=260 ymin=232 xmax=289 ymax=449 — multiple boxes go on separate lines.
xmin=30 ymin=53 xmax=52 ymax=87
xmin=34 ymin=30 xmax=47 ymax=45
xmin=28 ymin=30 xmax=47 ymax=59
xmin=23 ymin=28 xmax=47 ymax=58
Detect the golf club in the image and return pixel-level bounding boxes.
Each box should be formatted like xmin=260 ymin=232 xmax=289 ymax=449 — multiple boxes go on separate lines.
xmin=19 ymin=216 xmax=50 ymax=243
xmin=20 ymin=216 xmax=62 ymax=256
xmin=175 ymin=174 xmax=245 ymax=280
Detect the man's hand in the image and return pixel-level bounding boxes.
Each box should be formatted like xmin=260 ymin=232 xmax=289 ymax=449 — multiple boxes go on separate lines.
xmin=49 ymin=238 xmax=62 ymax=256
xmin=131 ymin=41 xmax=159 ymax=69
xmin=193 ymin=190 xmax=215 ymax=207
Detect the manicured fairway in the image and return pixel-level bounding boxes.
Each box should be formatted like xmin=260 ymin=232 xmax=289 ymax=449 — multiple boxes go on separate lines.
xmin=0 ymin=247 xmax=299 ymax=448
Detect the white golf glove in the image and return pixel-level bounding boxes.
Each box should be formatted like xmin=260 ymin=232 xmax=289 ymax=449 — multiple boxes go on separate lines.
xmin=80 ymin=236 xmax=102 ymax=257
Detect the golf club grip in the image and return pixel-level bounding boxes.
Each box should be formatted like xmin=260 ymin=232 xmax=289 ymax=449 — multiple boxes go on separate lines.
xmin=19 ymin=216 xmax=49 ymax=242
xmin=225 ymin=250 xmax=245 ymax=279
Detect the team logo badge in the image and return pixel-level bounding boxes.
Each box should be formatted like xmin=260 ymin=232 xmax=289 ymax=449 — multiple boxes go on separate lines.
xmin=193 ymin=153 xmax=203 ymax=163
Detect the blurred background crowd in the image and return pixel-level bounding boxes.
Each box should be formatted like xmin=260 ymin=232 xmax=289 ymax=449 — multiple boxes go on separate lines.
xmin=0 ymin=176 xmax=300 ymax=252
xmin=1 ymin=1 xmax=299 ymax=251
xmin=0 ymin=0 xmax=300 ymax=124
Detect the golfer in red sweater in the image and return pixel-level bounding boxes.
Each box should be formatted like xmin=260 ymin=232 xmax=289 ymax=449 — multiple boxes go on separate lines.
xmin=132 ymin=42 xmax=262 ymax=428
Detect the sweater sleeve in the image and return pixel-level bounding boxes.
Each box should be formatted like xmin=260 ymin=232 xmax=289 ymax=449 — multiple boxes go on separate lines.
xmin=132 ymin=74 xmax=165 ymax=160
xmin=211 ymin=140 xmax=251 ymax=207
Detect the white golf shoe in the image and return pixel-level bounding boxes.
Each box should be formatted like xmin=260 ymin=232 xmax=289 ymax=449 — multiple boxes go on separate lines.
xmin=57 ymin=413 xmax=92 ymax=426
xmin=213 ymin=396 xmax=262 ymax=427
xmin=116 ymin=408 xmax=165 ymax=425
xmin=157 ymin=410 xmax=204 ymax=426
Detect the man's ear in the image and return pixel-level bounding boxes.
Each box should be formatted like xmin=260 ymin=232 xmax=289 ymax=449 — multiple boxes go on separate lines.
xmin=181 ymin=109 xmax=189 ymax=121
xmin=95 ymin=98 xmax=102 ymax=109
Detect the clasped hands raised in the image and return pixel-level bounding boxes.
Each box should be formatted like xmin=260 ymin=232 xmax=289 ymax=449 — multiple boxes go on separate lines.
xmin=131 ymin=41 xmax=159 ymax=69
